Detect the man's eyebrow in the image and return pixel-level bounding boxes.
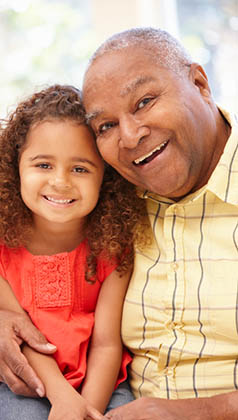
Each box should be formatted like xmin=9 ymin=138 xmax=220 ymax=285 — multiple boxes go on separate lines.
xmin=120 ymin=76 xmax=155 ymax=97
xmin=85 ymin=110 xmax=103 ymax=124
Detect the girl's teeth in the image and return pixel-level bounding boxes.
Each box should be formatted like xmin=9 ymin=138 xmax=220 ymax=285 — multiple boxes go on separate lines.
xmin=46 ymin=197 xmax=73 ymax=204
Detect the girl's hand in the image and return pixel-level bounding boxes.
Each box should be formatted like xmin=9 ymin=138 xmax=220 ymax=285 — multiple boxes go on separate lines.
xmin=48 ymin=387 xmax=103 ymax=420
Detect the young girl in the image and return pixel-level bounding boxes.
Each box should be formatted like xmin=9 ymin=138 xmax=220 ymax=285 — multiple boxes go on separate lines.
xmin=0 ymin=85 xmax=147 ymax=420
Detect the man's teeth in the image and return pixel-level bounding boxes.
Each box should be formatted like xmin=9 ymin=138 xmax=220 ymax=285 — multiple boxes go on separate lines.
xmin=46 ymin=196 xmax=73 ymax=204
xmin=134 ymin=141 xmax=167 ymax=165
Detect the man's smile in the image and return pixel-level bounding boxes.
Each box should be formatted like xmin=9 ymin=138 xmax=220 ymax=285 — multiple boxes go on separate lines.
xmin=133 ymin=140 xmax=169 ymax=166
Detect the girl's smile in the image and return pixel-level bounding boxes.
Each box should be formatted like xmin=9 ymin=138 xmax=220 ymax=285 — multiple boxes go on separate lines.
xmin=42 ymin=195 xmax=76 ymax=206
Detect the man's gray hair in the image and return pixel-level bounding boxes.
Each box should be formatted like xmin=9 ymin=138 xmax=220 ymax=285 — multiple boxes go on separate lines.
xmin=89 ymin=27 xmax=193 ymax=75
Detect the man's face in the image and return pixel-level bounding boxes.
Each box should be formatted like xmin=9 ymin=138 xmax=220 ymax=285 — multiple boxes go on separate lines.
xmin=83 ymin=46 xmax=218 ymax=199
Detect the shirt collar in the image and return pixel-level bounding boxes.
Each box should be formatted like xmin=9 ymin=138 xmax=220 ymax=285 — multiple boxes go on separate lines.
xmin=207 ymin=109 xmax=238 ymax=205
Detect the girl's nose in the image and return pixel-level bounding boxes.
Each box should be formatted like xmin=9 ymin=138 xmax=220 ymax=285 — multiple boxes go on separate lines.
xmin=48 ymin=174 xmax=71 ymax=190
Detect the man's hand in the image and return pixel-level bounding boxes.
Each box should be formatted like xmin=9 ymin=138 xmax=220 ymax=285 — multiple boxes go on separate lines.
xmin=103 ymin=398 xmax=177 ymax=420
xmin=102 ymin=392 xmax=238 ymax=420
xmin=0 ymin=309 xmax=57 ymax=397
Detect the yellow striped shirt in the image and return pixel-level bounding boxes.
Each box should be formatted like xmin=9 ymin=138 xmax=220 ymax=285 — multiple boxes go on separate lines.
xmin=122 ymin=109 xmax=238 ymax=399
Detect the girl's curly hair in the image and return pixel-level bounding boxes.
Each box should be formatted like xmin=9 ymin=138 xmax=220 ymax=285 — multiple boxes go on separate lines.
xmin=0 ymin=84 xmax=149 ymax=282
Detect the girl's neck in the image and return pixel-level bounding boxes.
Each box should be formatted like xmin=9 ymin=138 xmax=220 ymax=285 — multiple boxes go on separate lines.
xmin=26 ymin=219 xmax=86 ymax=256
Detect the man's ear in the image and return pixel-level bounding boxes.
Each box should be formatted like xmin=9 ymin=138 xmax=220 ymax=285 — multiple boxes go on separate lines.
xmin=189 ymin=63 xmax=211 ymax=99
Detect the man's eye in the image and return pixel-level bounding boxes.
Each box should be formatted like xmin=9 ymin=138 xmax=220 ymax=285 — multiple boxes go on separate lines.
xmin=98 ymin=121 xmax=115 ymax=134
xmin=36 ymin=163 xmax=51 ymax=169
xmin=137 ymin=97 xmax=152 ymax=110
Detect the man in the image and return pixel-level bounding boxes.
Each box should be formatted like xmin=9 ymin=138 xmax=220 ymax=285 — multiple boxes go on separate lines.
xmin=1 ymin=28 xmax=238 ymax=419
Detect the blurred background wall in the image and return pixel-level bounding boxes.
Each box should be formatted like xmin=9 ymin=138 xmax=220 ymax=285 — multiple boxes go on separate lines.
xmin=0 ymin=0 xmax=237 ymax=117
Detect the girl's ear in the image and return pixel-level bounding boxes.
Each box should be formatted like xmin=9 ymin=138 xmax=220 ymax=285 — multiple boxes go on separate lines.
xmin=189 ymin=63 xmax=211 ymax=100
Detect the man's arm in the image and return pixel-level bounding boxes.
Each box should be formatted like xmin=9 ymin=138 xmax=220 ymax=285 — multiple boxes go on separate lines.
xmin=103 ymin=392 xmax=238 ymax=420
xmin=0 ymin=275 xmax=56 ymax=397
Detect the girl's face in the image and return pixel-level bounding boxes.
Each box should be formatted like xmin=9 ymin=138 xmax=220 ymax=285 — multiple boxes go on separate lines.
xmin=19 ymin=119 xmax=104 ymax=231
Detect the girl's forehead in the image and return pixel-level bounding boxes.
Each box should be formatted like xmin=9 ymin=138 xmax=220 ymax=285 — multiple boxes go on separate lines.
xmin=22 ymin=120 xmax=103 ymax=166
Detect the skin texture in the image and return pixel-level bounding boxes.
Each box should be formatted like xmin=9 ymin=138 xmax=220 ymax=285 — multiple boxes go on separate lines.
xmin=82 ymin=46 xmax=234 ymax=419
xmin=83 ymin=47 xmax=230 ymax=200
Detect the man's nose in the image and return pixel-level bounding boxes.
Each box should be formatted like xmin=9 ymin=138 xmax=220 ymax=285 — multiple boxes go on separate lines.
xmin=119 ymin=115 xmax=150 ymax=149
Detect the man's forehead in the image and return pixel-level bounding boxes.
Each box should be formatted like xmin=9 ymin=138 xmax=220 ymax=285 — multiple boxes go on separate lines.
xmin=86 ymin=74 xmax=155 ymax=98
xmin=84 ymin=45 xmax=157 ymax=87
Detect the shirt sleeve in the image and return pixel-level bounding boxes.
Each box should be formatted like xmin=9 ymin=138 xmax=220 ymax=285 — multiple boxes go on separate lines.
xmin=96 ymin=253 xmax=118 ymax=283
xmin=0 ymin=243 xmax=7 ymax=278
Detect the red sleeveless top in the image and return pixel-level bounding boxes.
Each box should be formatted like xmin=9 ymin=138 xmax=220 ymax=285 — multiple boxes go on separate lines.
xmin=0 ymin=240 xmax=131 ymax=389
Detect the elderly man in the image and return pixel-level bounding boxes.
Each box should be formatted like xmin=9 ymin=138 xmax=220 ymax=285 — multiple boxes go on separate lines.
xmin=0 ymin=28 xmax=238 ymax=420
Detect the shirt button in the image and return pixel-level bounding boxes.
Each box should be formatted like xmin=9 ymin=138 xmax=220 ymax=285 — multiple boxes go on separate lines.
xmin=173 ymin=321 xmax=184 ymax=330
xmin=165 ymin=320 xmax=184 ymax=330
xmin=171 ymin=262 xmax=179 ymax=271
xmin=165 ymin=320 xmax=176 ymax=329
xmin=164 ymin=367 xmax=173 ymax=376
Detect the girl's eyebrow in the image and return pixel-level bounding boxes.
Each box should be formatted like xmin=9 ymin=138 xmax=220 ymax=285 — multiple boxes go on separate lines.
xmin=30 ymin=154 xmax=54 ymax=161
xmin=29 ymin=154 xmax=98 ymax=168
xmin=71 ymin=157 xmax=98 ymax=168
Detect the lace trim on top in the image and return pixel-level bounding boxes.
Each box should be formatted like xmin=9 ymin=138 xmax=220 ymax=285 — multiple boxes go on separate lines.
xmin=34 ymin=254 xmax=72 ymax=308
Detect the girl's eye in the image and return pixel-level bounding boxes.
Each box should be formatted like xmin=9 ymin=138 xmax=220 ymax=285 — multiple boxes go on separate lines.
xmin=73 ymin=167 xmax=88 ymax=173
xmin=37 ymin=163 xmax=51 ymax=169
xmin=137 ymin=97 xmax=152 ymax=110
xmin=98 ymin=121 xmax=116 ymax=134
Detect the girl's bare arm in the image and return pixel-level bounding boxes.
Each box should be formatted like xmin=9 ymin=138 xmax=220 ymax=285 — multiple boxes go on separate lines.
xmin=81 ymin=268 xmax=131 ymax=413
